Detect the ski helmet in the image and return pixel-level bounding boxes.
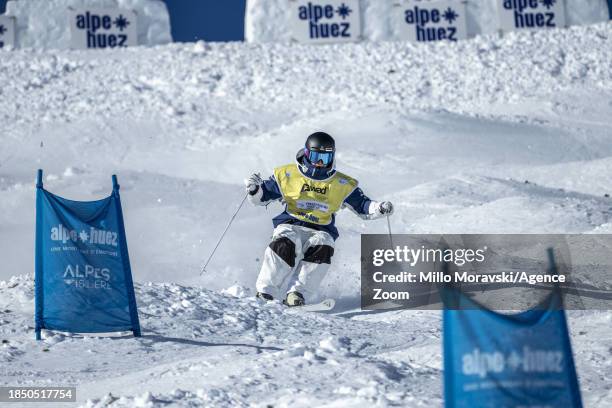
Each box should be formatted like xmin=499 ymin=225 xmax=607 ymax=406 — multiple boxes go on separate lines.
xmin=304 ymin=132 xmax=335 ymax=168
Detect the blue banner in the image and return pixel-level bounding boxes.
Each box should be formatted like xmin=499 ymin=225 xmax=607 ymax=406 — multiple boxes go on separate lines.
xmin=442 ymin=260 xmax=582 ymax=407
xmin=35 ymin=170 xmax=140 ymax=339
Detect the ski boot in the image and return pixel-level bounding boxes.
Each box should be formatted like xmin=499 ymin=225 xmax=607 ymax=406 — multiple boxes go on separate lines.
xmin=256 ymin=292 xmax=274 ymax=301
xmin=284 ymin=291 xmax=305 ymax=307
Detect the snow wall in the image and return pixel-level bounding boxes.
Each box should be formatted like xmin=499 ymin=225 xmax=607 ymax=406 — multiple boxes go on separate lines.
xmin=4 ymin=0 xmax=172 ymax=49
xmin=245 ymin=0 xmax=610 ymax=42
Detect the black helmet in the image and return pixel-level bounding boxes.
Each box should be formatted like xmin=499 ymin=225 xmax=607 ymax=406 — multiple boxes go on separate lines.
xmin=304 ymin=132 xmax=335 ymax=167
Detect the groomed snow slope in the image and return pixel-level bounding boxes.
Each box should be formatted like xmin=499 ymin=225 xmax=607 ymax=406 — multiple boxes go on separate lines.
xmin=0 ymin=22 xmax=611 ymax=406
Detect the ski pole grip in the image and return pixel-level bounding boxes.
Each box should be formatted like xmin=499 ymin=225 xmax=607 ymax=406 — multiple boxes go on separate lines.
xmin=546 ymin=247 xmax=557 ymax=276
xmin=36 ymin=169 xmax=43 ymax=189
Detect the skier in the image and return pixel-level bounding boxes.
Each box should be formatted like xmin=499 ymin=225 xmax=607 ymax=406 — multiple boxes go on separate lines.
xmin=245 ymin=132 xmax=394 ymax=306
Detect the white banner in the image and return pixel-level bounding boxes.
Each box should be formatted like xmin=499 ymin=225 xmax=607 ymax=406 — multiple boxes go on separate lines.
xmin=68 ymin=8 xmax=138 ymax=49
xmin=398 ymin=0 xmax=468 ymax=43
xmin=0 ymin=15 xmax=16 ymax=49
xmin=497 ymin=0 xmax=567 ymax=32
xmin=290 ymin=0 xmax=361 ymax=44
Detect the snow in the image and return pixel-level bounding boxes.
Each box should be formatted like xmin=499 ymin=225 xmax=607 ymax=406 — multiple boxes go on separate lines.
xmin=4 ymin=0 xmax=172 ymax=49
xmin=245 ymin=0 xmax=610 ymax=42
xmin=0 ymin=20 xmax=611 ymax=407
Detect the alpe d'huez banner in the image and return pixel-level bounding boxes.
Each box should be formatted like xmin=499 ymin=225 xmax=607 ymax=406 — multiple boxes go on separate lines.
xmin=69 ymin=8 xmax=138 ymax=49
xmin=399 ymin=0 xmax=468 ymax=43
xmin=35 ymin=170 xmax=140 ymax=340
xmin=291 ymin=0 xmax=361 ymax=44
xmin=442 ymin=260 xmax=582 ymax=407
xmin=498 ymin=0 xmax=567 ymax=32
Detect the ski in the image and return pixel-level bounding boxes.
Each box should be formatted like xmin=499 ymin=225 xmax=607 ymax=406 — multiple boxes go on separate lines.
xmin=294 ymin=298 xmax=335 ymax=313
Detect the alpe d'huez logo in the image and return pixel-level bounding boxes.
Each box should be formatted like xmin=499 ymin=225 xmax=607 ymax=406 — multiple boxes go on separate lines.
xmin=504 ymin=0 xmax=559 ymax=29
xmin=75 ymin=11 xmax=131 ymax=48
xmin=50 ymin=223 xmax=118 ymax=247
xmin=461 ymin=346 xmax=564 ymax=379
xmin=404 ymin=5 xmax=461 ymax=42
xmin=299 ymin=2 xmax=353 ymax=40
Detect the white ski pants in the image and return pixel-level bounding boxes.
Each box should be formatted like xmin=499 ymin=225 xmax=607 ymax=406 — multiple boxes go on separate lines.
xmin=256 ymin=224 xmax=335 ymax=301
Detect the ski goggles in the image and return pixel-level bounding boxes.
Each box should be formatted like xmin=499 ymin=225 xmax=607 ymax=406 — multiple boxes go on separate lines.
xmin=305 ymin=148 xmax=334 ymax=166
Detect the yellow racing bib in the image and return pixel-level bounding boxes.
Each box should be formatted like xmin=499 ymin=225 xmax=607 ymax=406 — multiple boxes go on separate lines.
xmin=274 ymin=164 xmax=358 ymax=225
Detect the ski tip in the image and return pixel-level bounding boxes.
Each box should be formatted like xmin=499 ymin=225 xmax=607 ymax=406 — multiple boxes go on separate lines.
xmin=322 ymin=299 xmax=335 ymax=308
xmin=294 ymin=298 xmax=336 ymax=313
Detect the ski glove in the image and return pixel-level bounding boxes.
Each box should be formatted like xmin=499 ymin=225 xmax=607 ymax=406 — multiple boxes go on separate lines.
xmin=245 ymin=173 xmax=263 ymax=195
xmin=378 ymin=201 xmax=394 ymax=216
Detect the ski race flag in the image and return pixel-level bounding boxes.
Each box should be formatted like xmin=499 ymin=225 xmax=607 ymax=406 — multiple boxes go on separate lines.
xmin=442 ymin=252 xmax=582 ymax=408
xmin=34 ymin=170 xmax=141 ymax=340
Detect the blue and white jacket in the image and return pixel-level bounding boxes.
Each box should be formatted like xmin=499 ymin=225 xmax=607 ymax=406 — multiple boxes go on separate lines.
xmin=248 ymin=151 xmax=383 ymax=240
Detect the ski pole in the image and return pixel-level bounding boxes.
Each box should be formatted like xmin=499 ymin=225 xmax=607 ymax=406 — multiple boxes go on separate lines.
xmin=386 ymin=215 xmax=394 ymax=249
xmin=200 ymin=192 xmax=249 ymax=275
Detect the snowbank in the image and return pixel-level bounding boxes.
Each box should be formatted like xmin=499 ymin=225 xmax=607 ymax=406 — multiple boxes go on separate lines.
xmin=5 ymin=0 xmax=172 ymax=49
xmin=245 ymin=0 xmax=610 ymax=42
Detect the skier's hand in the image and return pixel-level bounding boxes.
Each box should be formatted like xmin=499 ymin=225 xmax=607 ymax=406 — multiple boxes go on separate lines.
xmin=378 ymin=201 xmax=394 ymax=216
xmin=245 ymin=173 xmax=263 ymax=195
